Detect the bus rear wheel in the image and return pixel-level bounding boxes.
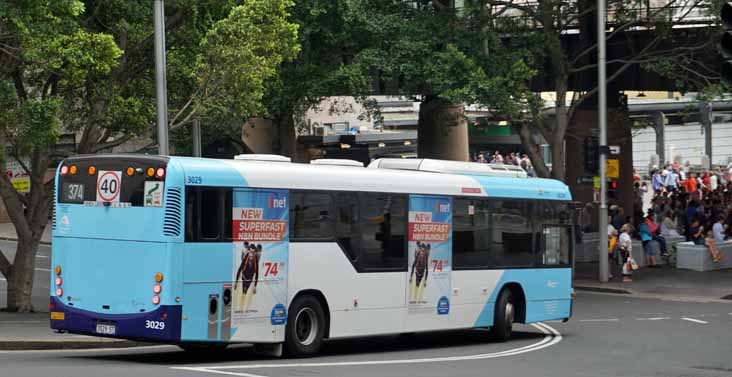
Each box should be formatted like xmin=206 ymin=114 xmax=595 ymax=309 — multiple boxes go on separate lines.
xmin=285 ymin=295 xmax=325 ymax=357
xmin=491 ymin=289 xmax=515 ymax=342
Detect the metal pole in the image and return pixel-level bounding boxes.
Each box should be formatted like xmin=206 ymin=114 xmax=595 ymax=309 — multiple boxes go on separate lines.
xmin=701 ymin=101 xmax=712 ymax=165
xmin=192 ymin=118 xmax=202 ymax=157
xmin=154 ymin=0 xmax=169 ymax=156
xmin=597 ymin=0 xmax=609 ymax=283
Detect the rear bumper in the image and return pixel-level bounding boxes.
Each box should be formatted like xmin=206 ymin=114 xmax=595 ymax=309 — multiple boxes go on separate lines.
xmin=50 ymin=297 xmax=182 ymax=342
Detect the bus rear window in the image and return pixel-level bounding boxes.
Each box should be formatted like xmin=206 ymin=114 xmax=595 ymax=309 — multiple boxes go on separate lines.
xmin=57 ymin=156 xmax=168 ymax=207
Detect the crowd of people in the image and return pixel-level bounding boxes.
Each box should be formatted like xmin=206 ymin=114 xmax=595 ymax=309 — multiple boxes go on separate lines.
xmin=472 ymin=151 xmax=536 ymax=177
xmin=606 ymin=163 xmax=732 ymax=282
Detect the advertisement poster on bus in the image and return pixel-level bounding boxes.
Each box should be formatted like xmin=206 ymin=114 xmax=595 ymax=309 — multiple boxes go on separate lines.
xmin=406 ymin=195 xmax=452 ymax=316
xmin=230 ymin=189 xmax=289 ymax=340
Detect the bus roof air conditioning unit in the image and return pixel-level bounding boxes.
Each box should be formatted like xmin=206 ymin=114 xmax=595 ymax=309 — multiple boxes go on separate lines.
xmin=310 ymin=159 xmax=364 ymax=167
xmin=234 ymin=154 xmax=292 ymax=162
xmin=368 ymin=158 xmax=528 ymax=178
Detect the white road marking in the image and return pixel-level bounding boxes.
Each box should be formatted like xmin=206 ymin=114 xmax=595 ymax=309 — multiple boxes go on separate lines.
xmin=682 ymin=317 xmax=708 ymax=324
xmin=579 ymin=318 xmax=620 ymax=322
xmin=172 ymin=323 xmax=562 ymax=377
xmin=174 ymin=369 xmax=267 ymax=377
xmin=635 ymin=317 xmax=670 ymax=321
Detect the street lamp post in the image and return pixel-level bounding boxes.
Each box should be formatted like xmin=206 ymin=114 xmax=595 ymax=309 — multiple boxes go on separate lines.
xmin=154 ymin=0 xmax=169 ymax=156
xmin=598 ymin=0 xmax=609 ymax=283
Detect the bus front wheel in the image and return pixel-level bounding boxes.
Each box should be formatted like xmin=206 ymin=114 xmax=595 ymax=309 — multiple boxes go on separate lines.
xmin=285 ymin=295 xmax=325 ymax=357
xmin=491 ymin=289 xmax=514 ymax=342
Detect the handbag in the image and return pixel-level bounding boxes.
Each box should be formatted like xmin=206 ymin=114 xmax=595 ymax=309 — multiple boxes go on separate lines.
xmin=629 ymin=257 xmax=639 ymax=271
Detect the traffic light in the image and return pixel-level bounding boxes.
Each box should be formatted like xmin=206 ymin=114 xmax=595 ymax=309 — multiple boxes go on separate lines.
xmin=721 ymin=3 xmax=732 ymax=85
xmin=583 ymin=136 xmax=599 ymax=174
xmin=608 ymin=178 xmax=618 ymax=199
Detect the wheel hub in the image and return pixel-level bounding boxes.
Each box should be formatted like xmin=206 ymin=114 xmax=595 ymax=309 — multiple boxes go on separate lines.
xmin=295 ymin=307 xmax=318 ymax=346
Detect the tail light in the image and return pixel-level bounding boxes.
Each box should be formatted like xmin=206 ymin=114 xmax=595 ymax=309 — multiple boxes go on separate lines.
xmin=88 ymin=166 xmax=97 ymax=175
xmin=69 ymin=165 xmax=77 ymax=175
xmin=146 ymin=167 xmax=155 ymax=177
xmin=55 ymin=277 xmax=62 ymax=286
xmin=153 ymin=284 xmax=162 ymax=294
xmin=60 ymin=165 xmax=69 ymax=175
xmin=126 ymin=166 xmax=135 ymax=176
xmin=152 ymin=295 xmax=160 ymax=305
xmin=55 ymin=265 xmax=62 ymax=276
xmin=56 ymin=288 xmax=63 ymax=297
xmin=155 ymin=168 xmax=165 ymax=178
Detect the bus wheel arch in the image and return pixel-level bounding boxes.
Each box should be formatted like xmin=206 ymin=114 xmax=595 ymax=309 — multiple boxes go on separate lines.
xmin=291 ymin=289 xmax=330 ymax=339
xmin=285 ymin=290 xmax=330 ymax=357
xmin=500 ymin=283 xmax=526 ymax=324
xmin=491 ymin=283 xmax=526 ymax=342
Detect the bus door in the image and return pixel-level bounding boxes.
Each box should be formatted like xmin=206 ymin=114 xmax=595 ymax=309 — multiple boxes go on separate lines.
xmin=229 ymin=188 xmax=289 ymax=342
xmin=404 ymin=195 xmax=453 ymax=331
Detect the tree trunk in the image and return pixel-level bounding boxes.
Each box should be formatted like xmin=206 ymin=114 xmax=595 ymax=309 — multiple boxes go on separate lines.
xmin=6 ymin=237 xmax=40 ymax=312
xmin=417 ymin=96 xmax=469 ymax=161
xmin=274 ymin=112 xmax=297 ymax=160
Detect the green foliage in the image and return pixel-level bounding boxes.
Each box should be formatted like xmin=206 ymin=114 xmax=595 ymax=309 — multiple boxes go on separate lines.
xmin=16 ymin=99 xmax=61 ymax=152
xmin=196 ymin=0 xmax=300 ymax=122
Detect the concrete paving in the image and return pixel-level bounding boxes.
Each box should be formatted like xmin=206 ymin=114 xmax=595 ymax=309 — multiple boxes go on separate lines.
xmin=574 ymin=262 xmax=732 ymax=302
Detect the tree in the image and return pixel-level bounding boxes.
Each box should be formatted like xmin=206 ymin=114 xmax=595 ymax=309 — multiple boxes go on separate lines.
xmin=0 ymin=0 xmax=121 ymax=311
xmin=0 ymin=0 xmax=299 ymax=311
xmin=476 ymin=0 xmax=720 ymax=181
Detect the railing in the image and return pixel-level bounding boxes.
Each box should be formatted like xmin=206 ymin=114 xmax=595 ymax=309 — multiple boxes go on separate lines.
xmin=488 ymin=0 xmax=715 ymax=29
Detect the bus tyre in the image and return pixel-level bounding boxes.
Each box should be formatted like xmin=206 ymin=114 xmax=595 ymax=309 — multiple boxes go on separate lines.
xmin=285 ymin=295 xmax=325 ymax=357
xmin=491 ymin=289 xmax=514 ymax=342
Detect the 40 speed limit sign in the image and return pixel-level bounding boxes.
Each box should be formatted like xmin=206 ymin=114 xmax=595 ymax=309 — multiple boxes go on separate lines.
xmin=97 ymin=170 xmax=121 ymax=203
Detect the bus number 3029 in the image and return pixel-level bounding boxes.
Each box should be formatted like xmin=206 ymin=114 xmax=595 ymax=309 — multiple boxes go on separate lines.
xmin=145 ymin=320 xmax=165 ymax=330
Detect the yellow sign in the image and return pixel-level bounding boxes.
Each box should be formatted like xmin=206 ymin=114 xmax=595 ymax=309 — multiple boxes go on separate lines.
xmin=606 ymin=159 xmax=619 ymax=179
xmin=50 ymin=312 xmax=65 ymax=320
xmin=593 ymin=176 xmax=600 ymax=188
xmin=11 ymin=177 xmax=30 ymax=193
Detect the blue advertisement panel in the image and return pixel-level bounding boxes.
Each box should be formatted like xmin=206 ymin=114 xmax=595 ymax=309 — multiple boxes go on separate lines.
xmin=407 ymin=195 xmax=452 ymax=315
xmin=231 ymin=189 xmax=289 ymax=334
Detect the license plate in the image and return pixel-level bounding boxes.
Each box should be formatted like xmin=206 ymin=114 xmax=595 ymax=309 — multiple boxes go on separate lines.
xmin=96 ymin=323 xmax=116 ymax=335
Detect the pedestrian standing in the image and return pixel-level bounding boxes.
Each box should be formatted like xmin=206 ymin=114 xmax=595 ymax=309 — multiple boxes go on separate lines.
xmin=618 ymin=224 xmax=634 ymax=282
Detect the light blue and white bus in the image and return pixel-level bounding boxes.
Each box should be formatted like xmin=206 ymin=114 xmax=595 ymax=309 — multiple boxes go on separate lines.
xmin=51 ymin=154 xmax=575 ymax=356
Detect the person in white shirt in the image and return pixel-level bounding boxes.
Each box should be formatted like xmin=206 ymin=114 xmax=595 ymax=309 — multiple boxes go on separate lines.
xmin=713 ymin=215 xmax=726 ymax=243
xmin=618 ymin=224 xmax=633 ymax=282
xmin=710 ymin=173 xmax=718 ymax=191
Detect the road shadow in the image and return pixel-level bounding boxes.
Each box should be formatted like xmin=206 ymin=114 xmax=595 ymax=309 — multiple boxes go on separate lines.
xmin=69 ymin=326 xmax=547 ymax=365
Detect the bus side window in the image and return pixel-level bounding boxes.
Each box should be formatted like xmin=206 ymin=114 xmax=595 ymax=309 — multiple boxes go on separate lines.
xmin=492 ymin=200 xmax=534 ymax=267
xmin=358 ymin=193 xmax=407 ymax=271
xmin=185 ymin=187 xmax=232 ymax=242
xmin=453 ymin=198 xmax=493 ymax=269
xmin=335 ymin=192 xmax=359 ymax=261
xmin=289 ymin=191 xmax=333 ymax=240
xmin=200 ymin=189 xmax=221 ymax=240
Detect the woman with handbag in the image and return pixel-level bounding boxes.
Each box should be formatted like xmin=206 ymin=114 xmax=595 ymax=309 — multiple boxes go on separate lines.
xmin=619 ymin=224 xmax=635 ymax=282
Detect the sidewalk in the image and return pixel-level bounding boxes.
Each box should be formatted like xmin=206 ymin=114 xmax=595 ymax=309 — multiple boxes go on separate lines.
xmin=574 ymin=262 xmax=732 ymax=302
xmin=0 ymin=222 xmax=51 ymax=245
xmin=0 ymin=311 xmax=147 ymax=350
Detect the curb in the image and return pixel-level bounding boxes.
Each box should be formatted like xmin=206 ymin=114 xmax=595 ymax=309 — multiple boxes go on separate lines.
xmin=574 ymin=285 xmax=633 ymax=295
xmin=0 ymin=339 xmax=150 ymax=351
xmin=0 ymin=237 xmax=51 ymax=246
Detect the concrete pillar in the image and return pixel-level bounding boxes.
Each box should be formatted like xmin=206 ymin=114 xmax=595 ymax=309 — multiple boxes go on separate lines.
xmin=651 ymin=111 xmax=665 ymax=165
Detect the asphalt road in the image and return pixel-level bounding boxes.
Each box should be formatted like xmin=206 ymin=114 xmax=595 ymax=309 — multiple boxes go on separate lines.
xmin=1 ymin=292 xmax=731 ymax=377
xmin=0 ymin=239 xmax=52 ymax=310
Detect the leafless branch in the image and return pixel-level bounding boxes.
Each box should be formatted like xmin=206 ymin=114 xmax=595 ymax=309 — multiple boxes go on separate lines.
xmin=570 ymin=0 xmax=691 ymax=66
xmin=90 ymin=134 xmax=135 ymax=153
